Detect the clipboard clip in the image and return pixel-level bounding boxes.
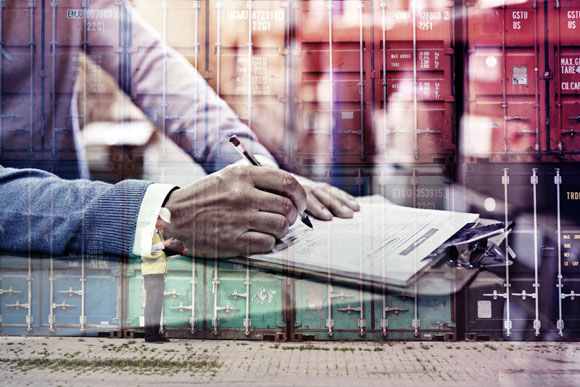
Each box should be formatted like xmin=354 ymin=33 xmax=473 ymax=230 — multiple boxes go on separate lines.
xmin=422 ymin=221 xmax=515 ymax=269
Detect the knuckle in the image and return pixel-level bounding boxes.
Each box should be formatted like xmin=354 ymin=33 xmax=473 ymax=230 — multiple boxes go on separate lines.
xmin=228 ymin=165 xmax=248 ymax=180
xmin=281 ymin=171 xmax=299 ymax=192
xmin=282 ymin=198 xmax=293 ymax=217
xmin=277 ymin=217 xmax=289 ymax=236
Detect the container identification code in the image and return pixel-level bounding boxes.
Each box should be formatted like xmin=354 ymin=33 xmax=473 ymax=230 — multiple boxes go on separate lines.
xmin=227 ymin=10 xmax=284 ymax=31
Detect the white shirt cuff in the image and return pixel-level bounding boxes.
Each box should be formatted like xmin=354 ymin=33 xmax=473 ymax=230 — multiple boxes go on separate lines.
xmin=132 ymin=183 xmax=178 ymax=257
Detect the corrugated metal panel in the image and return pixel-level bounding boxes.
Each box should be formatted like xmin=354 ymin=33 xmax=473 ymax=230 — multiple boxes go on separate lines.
xmin=125 ymin=258 xmax=286 ymax=340
xmin=41 ymin=256 xmax=123 ymax=335
xmin=548 ymin=1 xmax=580 ymax=160
xmin=0 ymin=256 xmax=41 ymax=335
xmin=293 ymin=0 xmax=372 ymax=166
xmin=293 ymin=280 xmax=456 ymax=341
xmin=374 ymin=1 xmax=456 ymax=165
xmin=463 ymin=0 xmax=542 ymax=163
xmin=206 ymin=0 xmax=291 ymax=165
xmin=0 ymin=255 xmax=122 ymax=337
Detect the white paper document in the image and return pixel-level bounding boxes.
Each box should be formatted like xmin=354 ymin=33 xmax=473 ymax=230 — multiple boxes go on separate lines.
xmin=250 ymin=195 xmax=479 ymax=286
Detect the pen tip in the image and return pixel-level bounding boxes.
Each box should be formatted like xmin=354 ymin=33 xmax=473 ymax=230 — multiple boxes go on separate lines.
xmin=302 ymin=215 xmax=313 ymax=229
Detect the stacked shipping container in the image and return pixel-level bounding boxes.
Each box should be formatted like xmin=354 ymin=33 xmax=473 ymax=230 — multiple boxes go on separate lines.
xmin=0 ymin=1 xmax=578 ymax=341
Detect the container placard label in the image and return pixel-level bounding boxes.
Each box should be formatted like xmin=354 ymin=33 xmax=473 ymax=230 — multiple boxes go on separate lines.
xmin=477 ymin=300 xmax=492 ymax=319
xmin=512 ymin=66 xmax=528 ymax=85
xmin=560 ymin=56 xmax=580 ymax=93
xmin=562 ymin=232 xmax=580 ymax=271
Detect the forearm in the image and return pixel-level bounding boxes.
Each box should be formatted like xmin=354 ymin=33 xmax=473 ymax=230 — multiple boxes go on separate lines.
xmin=0 ymin=166 xmax=151 ymax=257
xmin=89 ymin=1 xmax=277 ymax=173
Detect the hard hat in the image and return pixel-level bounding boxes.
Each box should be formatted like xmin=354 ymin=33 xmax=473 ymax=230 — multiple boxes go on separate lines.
xmin=158 ymin=207 xmax=172 ymax=224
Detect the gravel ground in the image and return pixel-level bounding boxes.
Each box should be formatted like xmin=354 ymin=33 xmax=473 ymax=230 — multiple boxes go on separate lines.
xmin=1 ymin=336 xmax=579 ymax=386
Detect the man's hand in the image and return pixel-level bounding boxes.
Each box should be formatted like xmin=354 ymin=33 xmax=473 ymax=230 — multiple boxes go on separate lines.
xmin=293 ymin=175 xmax=360 ymax=221
xmin=163 ymin=238 xmax=190 ymax=255
xmin=162 ymin=238 xmax=177 ymax=248
xmin=165 ymin=165 xmax=307 ymax=257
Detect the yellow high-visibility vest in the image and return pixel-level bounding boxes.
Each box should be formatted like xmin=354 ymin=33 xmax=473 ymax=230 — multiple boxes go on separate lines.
xmin=141 ymin=230 xmax=167 ymax=275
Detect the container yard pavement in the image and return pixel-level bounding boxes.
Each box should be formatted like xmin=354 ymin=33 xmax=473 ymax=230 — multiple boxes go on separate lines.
xmin=1 ymin=337 xmax=579 ymax=386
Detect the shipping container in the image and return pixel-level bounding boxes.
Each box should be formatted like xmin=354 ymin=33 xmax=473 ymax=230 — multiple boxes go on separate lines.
xmin=293 ymin=0 xmax=373 ymax=167
xmin=206 ymin=0 xmax=292 ymax=166
xmin=373 ymin=0 xmax=456 ymax=165
xmin=547 ymin=0 xmax=580 ymax=161
xmin=292 ymin=278 xmax=456 ymax=341
xmin=462 ymin=0 xmax=544 ymax=163
xmin=0 ymin=255 xmax=123 ymax=337
xmin=0 ymin=255 xmax=42 ymax=336
xmin=125 ymin=257 xmax=288 ymax=340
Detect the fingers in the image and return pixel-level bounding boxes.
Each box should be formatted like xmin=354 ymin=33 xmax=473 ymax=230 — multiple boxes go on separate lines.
xmin=252 ymin=190 xmax=298 ymax=225
xmin=304 ymin=188 xmax=333 ymax=220
xmin=248 ymin=212 xmax=290 ymax=239
xmin=328 ymin=185 xmax=360 ymax=211
xmin=249 ymin=168 xmax=307 ymax=214
xmin=237 ymin=231 xmax=276 ymax=255
xmin=311 ymin=183 xmax=358 ymax=218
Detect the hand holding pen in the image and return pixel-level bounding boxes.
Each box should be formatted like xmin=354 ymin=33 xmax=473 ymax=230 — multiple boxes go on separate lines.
xmin=230 ymin=135 xmax=313 ymax=229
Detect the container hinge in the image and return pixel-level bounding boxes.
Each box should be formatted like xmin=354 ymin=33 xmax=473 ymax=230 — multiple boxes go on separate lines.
xmin=212 ymin=317 xmax=220 ymax=335
xmin=277 ymin=320 xmax=287 ymax=328
xmin=358 ymin=319 xmax=366 ymax=334
xmin=380 ymin=318 xmax=388 ymax=334
xmin=53 ymin=301 xmax=77 ymax=311
xmin=412 ymin=318 xmax=420 ymax=329
xmin=189 ymin=316 xmax=198 ymax=331
xmin=326 ymin=318 xmax=334 ymax=335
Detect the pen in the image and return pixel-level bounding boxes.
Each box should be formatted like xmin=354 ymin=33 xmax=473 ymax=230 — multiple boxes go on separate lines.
xmin=229 ymin=135 xmax=313 ymax=229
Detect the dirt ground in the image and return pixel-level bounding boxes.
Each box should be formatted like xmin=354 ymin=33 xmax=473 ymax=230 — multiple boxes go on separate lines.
xmin=1 ymin=336 xmax=579 ymax=386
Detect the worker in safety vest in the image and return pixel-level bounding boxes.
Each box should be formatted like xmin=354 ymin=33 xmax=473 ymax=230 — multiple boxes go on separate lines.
xmin=142 ymin=207 xmax=188 ymax=343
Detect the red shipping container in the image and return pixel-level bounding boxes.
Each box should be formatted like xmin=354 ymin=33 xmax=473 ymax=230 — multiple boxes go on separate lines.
xmin=463 ymin=0 xmax=543 ymax=162
xmin=373 ymin=0 xmax=455 ymax=165
xmin=466 ymin=0 xmax=538 ymax=47
xmin=293 ymin=0 xmax=373 ymax=165
xmin=548 ymin=0 xmax=580 ymax=161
